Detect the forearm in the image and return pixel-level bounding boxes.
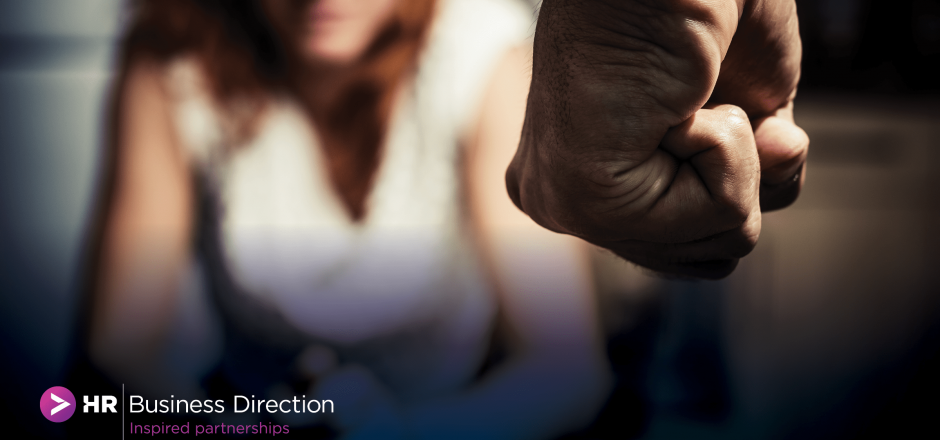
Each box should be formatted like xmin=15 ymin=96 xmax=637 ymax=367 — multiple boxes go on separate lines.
xmin=89 ymin=212 xmax=190 ymax=394
xmin=89 ymin=59 xmax=195 ymax=394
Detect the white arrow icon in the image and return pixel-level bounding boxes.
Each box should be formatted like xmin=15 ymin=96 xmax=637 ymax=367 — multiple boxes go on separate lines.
xmin=50 ymin=393 xmax=71 ymax=415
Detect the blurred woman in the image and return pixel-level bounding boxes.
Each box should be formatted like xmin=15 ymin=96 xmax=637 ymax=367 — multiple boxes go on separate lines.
xmin=87 ymin=0 xmax=610 ymax=438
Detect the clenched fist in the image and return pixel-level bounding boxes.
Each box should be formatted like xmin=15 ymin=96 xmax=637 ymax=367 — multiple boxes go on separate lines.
xmin=507 ymin=0 xmax=808 ymax=278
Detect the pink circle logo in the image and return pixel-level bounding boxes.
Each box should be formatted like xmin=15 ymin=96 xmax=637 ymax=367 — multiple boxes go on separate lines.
xmin=40 ymin=386 xmax=76 ymax=423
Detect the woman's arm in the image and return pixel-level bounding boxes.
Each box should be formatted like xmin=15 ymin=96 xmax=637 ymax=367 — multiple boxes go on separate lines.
xmin=89 ymin=59 xmax=194 ymax=394
xmin=405 ymin=46 xmax=613 ymax=440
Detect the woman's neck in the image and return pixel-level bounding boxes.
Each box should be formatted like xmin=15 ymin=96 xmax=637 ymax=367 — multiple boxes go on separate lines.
xmin=292 ymin=58 xmax=354 ymax=114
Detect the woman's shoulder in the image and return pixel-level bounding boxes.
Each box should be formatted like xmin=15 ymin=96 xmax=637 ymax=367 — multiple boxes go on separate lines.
xmin=118 ymin=55 xmax=217 ymax=142
xmin=161 ymin=55 xmax=213 ymax=103
xmin=169 ymin=56 xmax=224 ymax=158
xmin=418 ymin=0 xmax=535 ymax=134
xmin=120 ymin=54 xmax=214 ymax=104
xmin=118 ymin=54 xmax=228 ymax=168
xmin=427 ymin=0 xmax=533 ymax=61
xmin=433 ymin=0 xmax=534 ymax=41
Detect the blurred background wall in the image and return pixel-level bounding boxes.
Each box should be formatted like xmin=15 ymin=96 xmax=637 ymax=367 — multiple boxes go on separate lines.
xmin=592 ymin=1 xmax=940 ymax=438
xmin=0 ymin=0 xmax=122 ymax=437
xmin=1 ymin=0 xmax=938 ymax=439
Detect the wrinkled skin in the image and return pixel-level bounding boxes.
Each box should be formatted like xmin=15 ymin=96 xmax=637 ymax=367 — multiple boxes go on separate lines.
xmin=507 ymin=0 xmax=808 ymax=279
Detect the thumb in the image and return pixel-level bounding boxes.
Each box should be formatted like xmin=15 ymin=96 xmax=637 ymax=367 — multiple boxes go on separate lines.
xmin=655 ymin=104 xmax=761 ymax=242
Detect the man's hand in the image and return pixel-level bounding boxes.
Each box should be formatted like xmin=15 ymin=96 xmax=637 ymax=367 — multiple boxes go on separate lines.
xmin=506 ymin=0 xmax=807 ymax=278
xmin=712 ymin=0 xmax=807 ymax=210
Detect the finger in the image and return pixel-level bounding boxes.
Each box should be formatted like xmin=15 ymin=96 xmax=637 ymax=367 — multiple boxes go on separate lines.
xmin=711 ymin=0 xmax=802 ymax=117
xmin=661 ymin=104 xmax=760 ymax=198
xmin=753 ymin=102 xmax=809 ymax=184
xmin=601 ymin=208 xmax=760 ymax=279
xmin=752 ymin=102 xmax=809 ymax=211
xmin=635 ymin=105 xmax=760 ymax=243
xmin=760 ymin=162 xmax=805 ymax=212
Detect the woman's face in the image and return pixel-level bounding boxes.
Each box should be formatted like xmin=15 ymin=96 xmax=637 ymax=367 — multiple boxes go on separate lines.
xmin=263 ymin=0 xmax=400 ymax=65
xmin=304 ymin=0 xmax=399 ymax=63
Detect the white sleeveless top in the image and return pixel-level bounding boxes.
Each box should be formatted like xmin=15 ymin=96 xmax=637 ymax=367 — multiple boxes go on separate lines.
xmin=166 ymin=0 xmax=533 ymax=401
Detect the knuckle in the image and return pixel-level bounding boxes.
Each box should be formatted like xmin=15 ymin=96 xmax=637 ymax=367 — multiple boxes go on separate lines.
xmin=703 ymin=104 xmax=754 ymax=149
xmin=723 ymin=104 xmax=746 ymax=119
xmin=732 ymin=215 xmax=761 ymax=257
xmin=712 ymin=103 xmax=746 ymax=122
xmin=715 ymin=104 xmax=752 ymax=136
xmin=715 ymin=209 xmax=760 ymax=259
xmin=718 ymin=199 xmax=754 ymax=232
xmin=731 ymin=230 xmax=759 ymax=258
xmin=733 ymin=202 xmax=753 ymax=226
xmin=727 ymin=120 xmax=752 ymax=140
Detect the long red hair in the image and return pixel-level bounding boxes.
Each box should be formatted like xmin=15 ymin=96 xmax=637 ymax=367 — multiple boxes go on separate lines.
xmin=117 ymin=0 xmax=437 ymax=219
